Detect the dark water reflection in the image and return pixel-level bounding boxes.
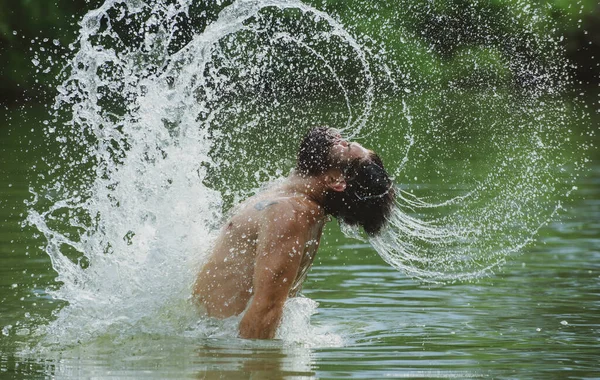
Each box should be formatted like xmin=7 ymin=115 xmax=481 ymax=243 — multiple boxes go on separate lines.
xmin=1 ymin=106 xmax=599 ymax=379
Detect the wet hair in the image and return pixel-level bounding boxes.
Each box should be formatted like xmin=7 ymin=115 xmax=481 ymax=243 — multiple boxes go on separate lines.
xmin=296 ymin=127 xmax=337 ymax=176
xmin=324 ymin=153 xmax=395 ymax=236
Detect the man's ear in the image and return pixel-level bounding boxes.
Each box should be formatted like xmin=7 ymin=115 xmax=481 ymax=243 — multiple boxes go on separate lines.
xmin=327 ymin=174 xmax=346 ymax=192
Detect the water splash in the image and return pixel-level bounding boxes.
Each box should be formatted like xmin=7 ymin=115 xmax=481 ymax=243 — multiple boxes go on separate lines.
xmin=369 ymin=92 xmax=583 ymax=282
xmin=27 ymin=0 xmax=375 ymax=347
xmin=25 ymin=0 xmax=584 ymax=348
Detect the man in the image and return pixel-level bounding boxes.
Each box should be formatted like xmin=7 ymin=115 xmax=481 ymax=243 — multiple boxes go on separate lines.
xmin=193 ymin=127 xmax=395 ymax=339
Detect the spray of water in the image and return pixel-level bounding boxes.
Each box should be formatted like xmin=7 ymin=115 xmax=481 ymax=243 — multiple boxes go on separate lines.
xmin=25 ymin=0 xmax=582 ymax=347
xmin=26 ymin=0 xmax=378 ymax=348
xmin=370 ymin=94 xmax=581 ymax=283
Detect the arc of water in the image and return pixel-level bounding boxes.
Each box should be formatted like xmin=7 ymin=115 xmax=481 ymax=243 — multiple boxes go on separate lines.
xmin=160 ymin=0 xmax=373 ymax=136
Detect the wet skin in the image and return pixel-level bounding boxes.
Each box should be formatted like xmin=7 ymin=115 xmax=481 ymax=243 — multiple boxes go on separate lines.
xmin=193 ymin=135 xmax=372 ymax=339
xmin=193 ymin=186 xmax=326 ymax=318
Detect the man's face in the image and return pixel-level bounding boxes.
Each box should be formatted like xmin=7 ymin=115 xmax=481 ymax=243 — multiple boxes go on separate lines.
xmin=328 ymin=130 xmax=372 ymax=163
xmin=322 ymin=139 xmax=395 ymax=236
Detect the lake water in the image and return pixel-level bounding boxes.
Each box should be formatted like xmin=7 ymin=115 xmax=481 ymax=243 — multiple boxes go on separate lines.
xmin=1 ymin=103 xmax=598 ymax=379
xmin=1 ymin=0 xmax=599 ymax=377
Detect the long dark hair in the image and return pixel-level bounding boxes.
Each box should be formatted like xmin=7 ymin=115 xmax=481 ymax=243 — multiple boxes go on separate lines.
xmin=324 ymin=153 xmax=395 ymax=236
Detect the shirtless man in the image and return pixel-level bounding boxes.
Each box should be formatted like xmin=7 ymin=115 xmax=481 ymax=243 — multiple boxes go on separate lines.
xmin=193 ymin=127 xmax=395 ymax=339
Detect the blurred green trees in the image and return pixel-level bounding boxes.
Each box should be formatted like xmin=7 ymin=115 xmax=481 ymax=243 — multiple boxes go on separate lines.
xmin=0 ymin=0 xmax=598 ymax=107
xmin=0 ymin=0 xmax=101 ymax=105
xmin=315 ymin=0 xmax=599 ymax=91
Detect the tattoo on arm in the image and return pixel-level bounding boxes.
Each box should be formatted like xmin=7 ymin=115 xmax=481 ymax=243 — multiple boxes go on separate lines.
xmin=254 ymin=200 xmax=278 ymax=211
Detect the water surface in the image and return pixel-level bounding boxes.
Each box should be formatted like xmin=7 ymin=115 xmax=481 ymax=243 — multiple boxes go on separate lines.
xmin=1 ymin=105 xmax=598 ymax=379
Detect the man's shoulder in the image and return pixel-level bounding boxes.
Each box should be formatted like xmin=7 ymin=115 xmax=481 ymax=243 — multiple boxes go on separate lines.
xmin=253 ymin=196 xmax=298 ymax=218
xmin=252 ymin=198 xmax=284 ymax=212
xmin=251 ymin=195 xmax=320 ymax=226
xmin=230 ymin=195 xmax=294 ymax=222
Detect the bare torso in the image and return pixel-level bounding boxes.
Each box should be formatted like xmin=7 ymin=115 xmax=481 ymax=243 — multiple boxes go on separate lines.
xmin=193 ymin=184 xmax=326 ymax=318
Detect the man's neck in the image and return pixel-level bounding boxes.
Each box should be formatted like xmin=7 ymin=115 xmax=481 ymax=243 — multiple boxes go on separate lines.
xmin=282 ymin=171 xmax=328 ymax=207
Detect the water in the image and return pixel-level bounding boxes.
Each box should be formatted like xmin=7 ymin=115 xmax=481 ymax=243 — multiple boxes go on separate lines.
xmin=2 ymin=0 xmax=599 ymax=377
xmin=1 ymin=108 xmax=599 ymax=377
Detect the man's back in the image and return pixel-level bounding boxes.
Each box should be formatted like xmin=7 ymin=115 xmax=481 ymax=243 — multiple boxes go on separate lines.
xmin=192 ymin=127 xmax=394 ymax=339
xmin=193 ymin=185 xmax=326 ymax=320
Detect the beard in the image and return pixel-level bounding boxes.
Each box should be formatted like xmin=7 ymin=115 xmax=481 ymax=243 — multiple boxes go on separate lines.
xmin=323 ymin=160 xmax=395 ymax=236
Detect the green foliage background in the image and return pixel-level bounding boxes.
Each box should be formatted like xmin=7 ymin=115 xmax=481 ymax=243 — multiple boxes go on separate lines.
xmin=0 ymin=0 xmax=598 ymax=107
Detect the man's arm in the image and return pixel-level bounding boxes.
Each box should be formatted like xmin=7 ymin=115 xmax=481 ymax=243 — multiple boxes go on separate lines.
xmin=239 ymin=206 xmax=306 ymax=339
